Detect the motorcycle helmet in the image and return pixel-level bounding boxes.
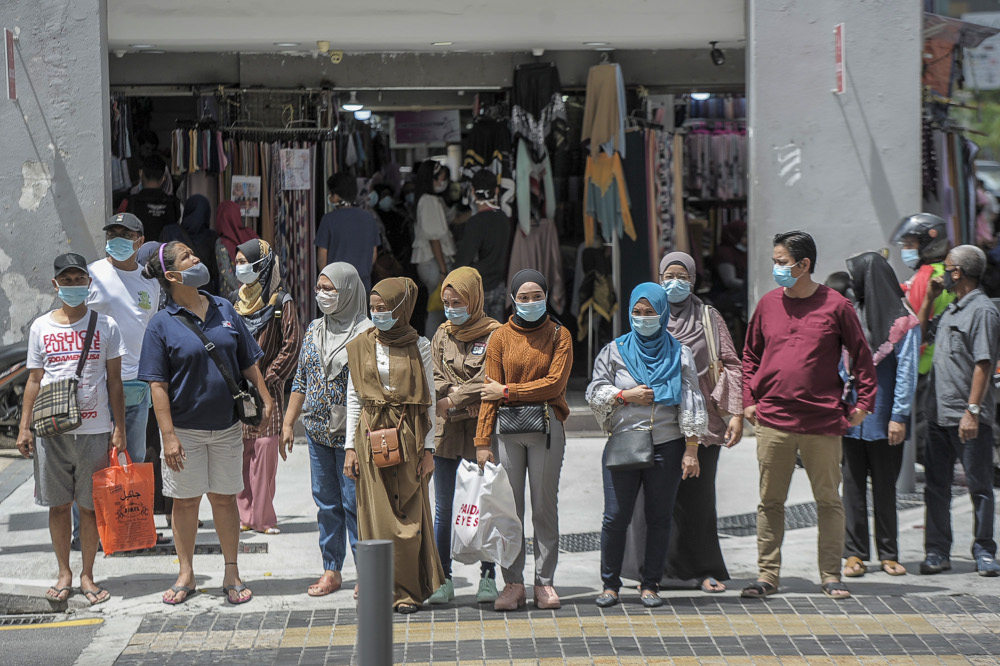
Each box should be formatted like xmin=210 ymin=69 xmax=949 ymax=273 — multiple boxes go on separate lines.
xmin=890 ymin=213 xmax=949 ymax=264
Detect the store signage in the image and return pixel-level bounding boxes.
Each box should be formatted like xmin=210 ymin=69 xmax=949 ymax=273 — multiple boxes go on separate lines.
xmin=833 ymin=23 xmax=845 ymax=95
xmin=390 ymin=110 xmax=461 ymax=147
xmin=5 ymin=29 xmax=14 ymax=100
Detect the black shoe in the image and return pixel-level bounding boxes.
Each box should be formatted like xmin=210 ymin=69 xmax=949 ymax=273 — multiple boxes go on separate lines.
xmin=595 ymin=591 xmax=619 ymax=608
xmin=70 ymin=537 xmax=81 ymax=552
xmin=395 ymin=603 xmax=419 ymax=614
xmin=919 ymin=553 xmax=951 ymax=575
xmin=640 ymin=591 xmax=663 ymax=608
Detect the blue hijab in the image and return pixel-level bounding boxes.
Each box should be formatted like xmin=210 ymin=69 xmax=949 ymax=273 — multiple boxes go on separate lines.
xmin=615 ymin=282 xmax=683 ymax=405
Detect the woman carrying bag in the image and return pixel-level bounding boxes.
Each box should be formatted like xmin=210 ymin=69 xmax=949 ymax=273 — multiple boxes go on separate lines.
xmin=343 ymin=277 xmax=444 ymax=614
xmin=426 ymin=267 xmax=502 ymax=606
xmin=232 ymin=239 xmax=302 ymax=536
xmin=586 ymin=282 xmax=707 ymax=608
xmin=475 ymin=269 xmax=573 ymax=612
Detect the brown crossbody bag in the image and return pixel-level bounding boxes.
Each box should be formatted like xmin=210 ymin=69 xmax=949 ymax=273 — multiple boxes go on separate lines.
xmin=362 ymin=409 xmax=406 ymax=468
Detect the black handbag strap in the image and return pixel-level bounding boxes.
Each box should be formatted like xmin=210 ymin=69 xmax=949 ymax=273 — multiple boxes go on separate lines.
xmin=74 ymin=311 xmax=99 ymax=380
xmin=176 ymin=311 xmax=243 ymax=400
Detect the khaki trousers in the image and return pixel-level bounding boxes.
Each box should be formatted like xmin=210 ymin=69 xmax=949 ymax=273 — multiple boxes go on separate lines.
xmin=756 ymin=425 xmax=845 ymax=587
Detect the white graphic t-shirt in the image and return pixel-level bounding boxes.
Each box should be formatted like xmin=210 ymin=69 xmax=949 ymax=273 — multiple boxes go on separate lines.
xmin=27 ymin=310 xmax=127 ymax=435
xmin=87 ymin=258 xmax=160 ymax=381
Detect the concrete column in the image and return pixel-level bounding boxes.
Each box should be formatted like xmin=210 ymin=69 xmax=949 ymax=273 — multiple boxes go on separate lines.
xmin=0 ymin=0 xmax=111 ymax=344
xmin=746 ymin=0 xmax=922 ymax=304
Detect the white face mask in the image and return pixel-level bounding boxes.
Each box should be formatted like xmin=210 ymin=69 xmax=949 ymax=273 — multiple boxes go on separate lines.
xmin=316 ymin=291 xmax=339 ymax=314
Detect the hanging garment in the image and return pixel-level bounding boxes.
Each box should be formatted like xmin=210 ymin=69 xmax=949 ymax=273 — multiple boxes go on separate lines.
xmin=507 ymin=218 xmax=565 ymax=315
xmin=575 ymin=245 xmax=617 ymax=341
xmin=462 ymin=118 xmax=515 ymax=217
xmin=509 ymin=62 xmax=567 ymax=162
xmin=581 ymin=63 xmax=627 ymax=158
xmin=514 ymin=139 xmax=556 ymax=236
xmin=583 ymin=152 xmax=636 ymax=246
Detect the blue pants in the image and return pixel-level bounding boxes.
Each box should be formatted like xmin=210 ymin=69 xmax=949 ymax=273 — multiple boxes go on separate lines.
xmin=307 ymin=433 xmax=358 ymax=571
xmin=73 ymin=401 xmax=148 ymax=541
xmin=601 ymin=439 xmax=685 ymax=592
xmin=924 ymin=422 xmax=997 ymax=559
xmin=433 ymin=455 xmax=496 ymax=580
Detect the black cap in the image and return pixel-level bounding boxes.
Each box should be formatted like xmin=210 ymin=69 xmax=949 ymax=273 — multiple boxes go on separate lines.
xmin=53 ymin=253 xmax=90 ymax=278
xmin=471 ymin=169 xmax=498 ymax=193
xmin=103 ymin=212 xmax=144 ymax=234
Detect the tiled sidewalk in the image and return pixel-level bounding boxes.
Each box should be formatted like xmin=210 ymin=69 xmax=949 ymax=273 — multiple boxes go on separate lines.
xmin=113 ymin=594 xmax=1000 ymax=665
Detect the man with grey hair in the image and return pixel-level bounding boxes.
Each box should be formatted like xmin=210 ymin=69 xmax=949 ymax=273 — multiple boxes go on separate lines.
xmin=921 ymin=244 xmax=1000 ymax=577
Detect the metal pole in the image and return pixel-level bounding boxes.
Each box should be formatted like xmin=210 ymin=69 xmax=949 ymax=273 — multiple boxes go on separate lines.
xmin=357 ymin=539 xmax=394 ymax=666
xmin=898 ymin=412 xmax=917 ymax=494
xmin=610 ymin=235 xmax=621 ymax=338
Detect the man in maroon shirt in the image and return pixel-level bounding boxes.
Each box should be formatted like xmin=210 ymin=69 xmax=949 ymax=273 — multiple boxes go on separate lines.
xmin=741 ymin=231 xmax=877 ymax=600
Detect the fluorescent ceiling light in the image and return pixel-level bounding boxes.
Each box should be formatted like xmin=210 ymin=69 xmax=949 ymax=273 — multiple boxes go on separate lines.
xmin=342 ymin=92 xmax=364 ymax=112
xmin=690 ymin=92 xmax=711 ymax=101
xmin=431 ymin=42 xmax=453 ymax=46
xmin=354 ymin=110 xmax=373 ymax=121
xmin=274 ymin=42 xmax=299 ymax=47
xmin=584 ymin=42 xmax=608 ymax=46
xmin=594 ymin=47 xmax=615 ymax=51
xmin=129 ymin=44 xmax=155 ymax=49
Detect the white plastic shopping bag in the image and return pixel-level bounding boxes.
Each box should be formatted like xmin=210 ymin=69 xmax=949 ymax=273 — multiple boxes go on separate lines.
xmin=451 ymin=460 xmax=523 ymax=569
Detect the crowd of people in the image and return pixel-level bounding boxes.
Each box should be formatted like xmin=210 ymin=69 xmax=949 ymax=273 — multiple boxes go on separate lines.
xmin=14 ymin=179 xmax=1000 ymax=613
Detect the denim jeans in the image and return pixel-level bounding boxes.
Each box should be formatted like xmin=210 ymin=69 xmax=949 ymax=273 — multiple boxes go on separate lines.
xmin=924 ymin=422 xmax=997 ymax=559
xmin=601 ymin=438 xmax=685 ymax=592
xmin=433 ymin=455 xmax=496 ymax=580
xmin=307 ymin=432 xmax=358 ymax=571
xmin=73 ymin=401 xmax=149 ymax=541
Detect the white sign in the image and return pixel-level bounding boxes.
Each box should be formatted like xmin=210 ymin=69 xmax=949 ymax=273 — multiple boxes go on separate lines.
xmin=280 ymin=149 xmax=311 ymax=190
xmin=963 ymin=12 xmax=1000 ymax=90
xmin=230 ymin=176 xmax=261 ymax=217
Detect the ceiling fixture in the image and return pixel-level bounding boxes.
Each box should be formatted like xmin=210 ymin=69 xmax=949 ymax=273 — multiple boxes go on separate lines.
xmin=354 ymin=110 xmax=373 ymax=121
xmin=710 ymin=41 xmax=725 ymax=66
xmin=691 ymin=92 xmax=711 ymax=101
xmin=594 ymin=46 xmax=615 ymax=52
xmin=342 ymin=92 xmax=364 ymax=112
xmin=274 ymin=42 xmax=299 ymax=48
xmin=431 ymin=42 xmax=453 ymax=46
xmin=583 ymin=42 xmax=608 ymax=47
xmin=129 ymin=44 xmax=155 ymax=49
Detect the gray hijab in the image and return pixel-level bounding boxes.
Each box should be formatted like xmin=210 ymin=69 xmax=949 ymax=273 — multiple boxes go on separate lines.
xmin=659 ymin=251 xmax=710 ymax=379
xmin=314 ymin=262 xmax=373 ymax=378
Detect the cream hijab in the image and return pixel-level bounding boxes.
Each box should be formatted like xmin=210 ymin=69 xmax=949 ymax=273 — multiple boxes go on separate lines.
xmin=314 ymin=263 xmax=373 ymax=378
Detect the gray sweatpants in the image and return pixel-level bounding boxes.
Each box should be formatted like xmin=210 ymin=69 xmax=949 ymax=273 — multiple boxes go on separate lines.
xmin=496 ymin=408 xmax=566 ymax=586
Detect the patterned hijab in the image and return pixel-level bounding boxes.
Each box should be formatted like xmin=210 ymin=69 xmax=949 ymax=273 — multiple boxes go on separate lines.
xmin=234 ymin=239 xmax=285 ymax=337
xmin=371 ymin=277 xmax=419 ymax=347
xmin=442 ymin=267 xmax=501 ymax=342
xmin=314 ymin=263 xmax=373 ymax=378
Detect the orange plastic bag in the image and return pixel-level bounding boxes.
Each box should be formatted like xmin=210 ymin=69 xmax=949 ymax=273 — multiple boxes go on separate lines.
xmin=92 ymin=450 xmax=157 ymax=554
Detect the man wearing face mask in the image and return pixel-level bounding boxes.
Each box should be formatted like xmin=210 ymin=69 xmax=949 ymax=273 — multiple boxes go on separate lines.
xmin=920 ymin=245 xmax=1000 ymax=577
xmin=741 ymin=230 xmax=877 ymax=601
xmin=453 ymin=170 xmax=512 ymax=321
xmin=315 ymin=173 xmax=382 ymax=294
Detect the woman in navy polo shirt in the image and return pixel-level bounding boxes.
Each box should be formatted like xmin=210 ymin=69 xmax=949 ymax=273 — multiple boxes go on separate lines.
xmin=139 ymin=241 xmax=273 ymax=606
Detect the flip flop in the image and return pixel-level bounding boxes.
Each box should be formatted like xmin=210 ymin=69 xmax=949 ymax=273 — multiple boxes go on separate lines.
xmin=881 ymin=560 xmax=907 ymax=576
xmin=821 ymin=581 xmax=852 ymax=599
xmin=45 ymin=586 xmax=73 ymax=602
xmin=80 ymin=586 xmax=111 ymax=606
xmin=740 ymin=581 xmax=778 ymax=598
xmin=307 ymin=574 xmax=342 ymax=597
xmin=223 ymin=583 xmax=253 ymax=605
xmin=843 ymin=556 xmax=866 ymax=578
xmin=701 ymin=577 xmax=726 ymax=593
xmin=162 ymin=585 xmax=197 ymax=605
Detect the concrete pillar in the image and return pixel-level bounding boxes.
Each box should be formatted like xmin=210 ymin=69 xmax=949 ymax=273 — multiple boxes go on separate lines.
xmin=746 ymin=0 xmax=922 ymax=304
xmin=0 ymin=0 xmax=111 ymax=344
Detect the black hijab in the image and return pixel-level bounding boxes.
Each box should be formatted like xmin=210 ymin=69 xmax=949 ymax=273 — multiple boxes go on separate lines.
xmin=510 ymin=269 xmax=550 ymax=329
xmin=845 ymin=251 xmax=919 ymax=365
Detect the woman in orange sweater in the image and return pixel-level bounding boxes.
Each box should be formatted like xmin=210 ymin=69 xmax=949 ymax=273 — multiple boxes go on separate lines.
xmin=476 ymin=269 xmax=573 ymax=612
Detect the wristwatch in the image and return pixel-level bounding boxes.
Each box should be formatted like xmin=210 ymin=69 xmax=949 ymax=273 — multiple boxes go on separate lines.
xmin=967 ymin=404 xmax=981 ymax=416
xmin=615 ymin=391 xmax=626 ymax=406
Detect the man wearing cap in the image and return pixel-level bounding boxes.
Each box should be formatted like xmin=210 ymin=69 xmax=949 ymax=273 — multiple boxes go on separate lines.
xmin=453 ymin=170 xmax=511 ymax=321
xmin=17 ymin=254 xmax=128 ymax=606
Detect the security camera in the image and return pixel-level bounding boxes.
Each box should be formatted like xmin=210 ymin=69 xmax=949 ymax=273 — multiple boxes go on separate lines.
xmin=710 ymin=42 xmax=725 ymax=66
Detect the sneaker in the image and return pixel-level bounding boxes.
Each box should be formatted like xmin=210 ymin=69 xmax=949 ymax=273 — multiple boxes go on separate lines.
xmin=493 ymin=583 xmax=526 ymax=612
xmin=533 ymin=585 xmax=561 ymax=610
xmin=919 ymin=553 xmax=952 ymax=575
xmin=426 ymin=579 xmax=454 ymax=604
xmin=977 ymin=554 xmax=1000 ymax=577
xmin=476 ymin=576 xmax=499 ymax=604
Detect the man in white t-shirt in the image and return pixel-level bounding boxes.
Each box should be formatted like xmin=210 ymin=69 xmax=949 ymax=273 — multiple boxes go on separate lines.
xmin=17 ymin=253 xmax=127 ymax=606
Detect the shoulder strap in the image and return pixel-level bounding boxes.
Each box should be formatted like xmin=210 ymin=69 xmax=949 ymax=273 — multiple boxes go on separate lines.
xmin=552 ymin=323 xmax=562 ymax=351
xmin=176 ymin=311 xmax=242 ymax=399
xmin=702 ymin=306 xmax=719 ymax=362
xmin=74 ymin=311 xmax=99 ymax=380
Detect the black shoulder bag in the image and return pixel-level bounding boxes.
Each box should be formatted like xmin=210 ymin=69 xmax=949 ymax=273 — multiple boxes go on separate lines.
xmin=177 ymin=313 xmax=263 ymax=427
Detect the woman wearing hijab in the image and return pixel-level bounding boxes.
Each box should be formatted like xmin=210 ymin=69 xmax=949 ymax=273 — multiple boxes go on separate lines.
xmin=215 ymin=200 xmax=259 ymax=298
xmin=834 ymin=252 xmax=920 ymax=578
xmin=180 ymin=195 xmax=221 ymax=294
xmin=343 ymin=277 xmax=444 ymax=614
xmin=586 ymin=283 xmax=707 ymax=608
xmin=232 ymin=239 xmax=302 ymax=535
xmin=282 ymin=263 xmax=372 ymax=597
xmin=627 ymin=251 xmax=743 ymax=593
xmin=475 ymin=269 xmax=573 ymax=612
xmin=426 ymin=267 xmax=503 ymax=606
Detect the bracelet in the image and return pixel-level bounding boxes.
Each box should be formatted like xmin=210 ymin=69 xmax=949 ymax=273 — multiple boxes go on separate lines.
xmin=685 ymin=442 xmax=699 ymax=448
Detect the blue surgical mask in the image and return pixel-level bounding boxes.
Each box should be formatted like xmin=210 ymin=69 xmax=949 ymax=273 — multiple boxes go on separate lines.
xmin=662 ymin=279 xmax=692 ymax=304
xmin=772 ymin=263 xmax=799 ymax=288
xmin=445 ymin=306 xmax=470 ymax=325
xmin=235 ymin=262 xmax=259 ymax=284
xmin=901 ymin=248 xmax=920 ymax=269
xmin=514 ymin=300 xmax=547 ymax=322
xmin=405 ymin=192 xmax=415 ymax=206
xmin=367 ymin=191 xmax=379 ymax=207
xmin=631 ymin=315 xmax=662 ymax=337
xmin=58 ymin=285 xmax=89 ymax=307
xmin=371 ymin=311 xmax=397 ymax=331
xmin=174 ymin=262 xmax=210 ymax=289
xmin=379 ymin=196 xmax=394 ymax=211
xmin=105 ymin=237 xmax=137 ymax=262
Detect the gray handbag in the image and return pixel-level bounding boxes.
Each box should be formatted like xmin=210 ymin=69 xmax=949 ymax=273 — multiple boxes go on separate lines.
xmin=604 ymin=406 xmax=654 ymax=471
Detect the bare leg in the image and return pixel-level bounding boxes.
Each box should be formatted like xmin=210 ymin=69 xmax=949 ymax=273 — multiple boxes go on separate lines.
xmin=207 ymin=492 xmax=251 ymax=602
xmin=163 ymin=496 xmax=201 ymax=602
xmin=78 ymin=507 xmax=108 ymax=603
xmin=47 ymin=503 xmax=73 ymax=601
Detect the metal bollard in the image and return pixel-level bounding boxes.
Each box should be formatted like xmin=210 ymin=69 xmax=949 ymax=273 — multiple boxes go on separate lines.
xmin=898 ymin=412 xmax=917 ymax=494
xmin=357 ymin=539 xmax=393 ymax=666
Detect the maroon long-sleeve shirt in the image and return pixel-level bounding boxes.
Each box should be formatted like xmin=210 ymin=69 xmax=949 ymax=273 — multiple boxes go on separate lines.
xmin=743 ymin=285 xmax=877 ymax=436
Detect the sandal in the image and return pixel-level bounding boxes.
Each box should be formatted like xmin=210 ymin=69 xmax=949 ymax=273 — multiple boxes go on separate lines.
xmin=843 ymin=556 xmax=866 ymax=578
xmin=162 ymin=585 xmax=197 ymax=605
xmin=259 ymin=527 xmax=281 ymax=535
xmin=80 ymin=586 xmax=110 ymax=606
xmin=701 ymin=577 xmax=726 ymax=593
xmin=881 ymin=560 xmax=907 ymax=576
xmin=240 ymin=524 xmax=253 ymax=532
xmin=395 ymin=603 xmax=418 ymax=614
xmin=222 ymin=562 xmax=252 ymax=604
xmin=307 ymin=572 xmax=342 ymax=597
xmin=353 ymin=584 xmax=359 ymax=600
xmin=45 ymin=586 xmax=73 ymax=602
xmin=821 ymin=581 xmax=851 ymax=599
xmin=740 ymin=581 xmax=778 ymax=598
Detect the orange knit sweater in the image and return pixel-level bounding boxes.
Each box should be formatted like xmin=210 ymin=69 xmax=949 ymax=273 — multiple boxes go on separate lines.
xmin=474 ymin=317 xmax=573 ymax=448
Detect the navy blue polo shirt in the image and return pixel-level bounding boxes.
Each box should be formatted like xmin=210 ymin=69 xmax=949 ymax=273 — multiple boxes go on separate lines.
xmin=138 ymin=293 xmax=263 ymax=431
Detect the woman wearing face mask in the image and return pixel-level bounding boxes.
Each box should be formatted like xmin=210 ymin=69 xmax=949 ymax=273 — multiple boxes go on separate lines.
xmin=426 ymin=267 xmax=503 ymax=606
xmin=586 ymin=283 xmax=707 ymax=608
xmin=282 ymin=263 xmax=372 ymax=597
xmin=232 ymin=240 xmax=302 ymax=535
xmin=343 ymin=277 xmax=444 ymax=613
xmin=139 ymin=242 xmax=273 ymax=606
xmin=411 ymin=160 xmax=456 ymax=338
xmin=475 ymin=269 xmax=573 ymax=612
xmin=626 ymin=252 xmax=743 ymax=594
